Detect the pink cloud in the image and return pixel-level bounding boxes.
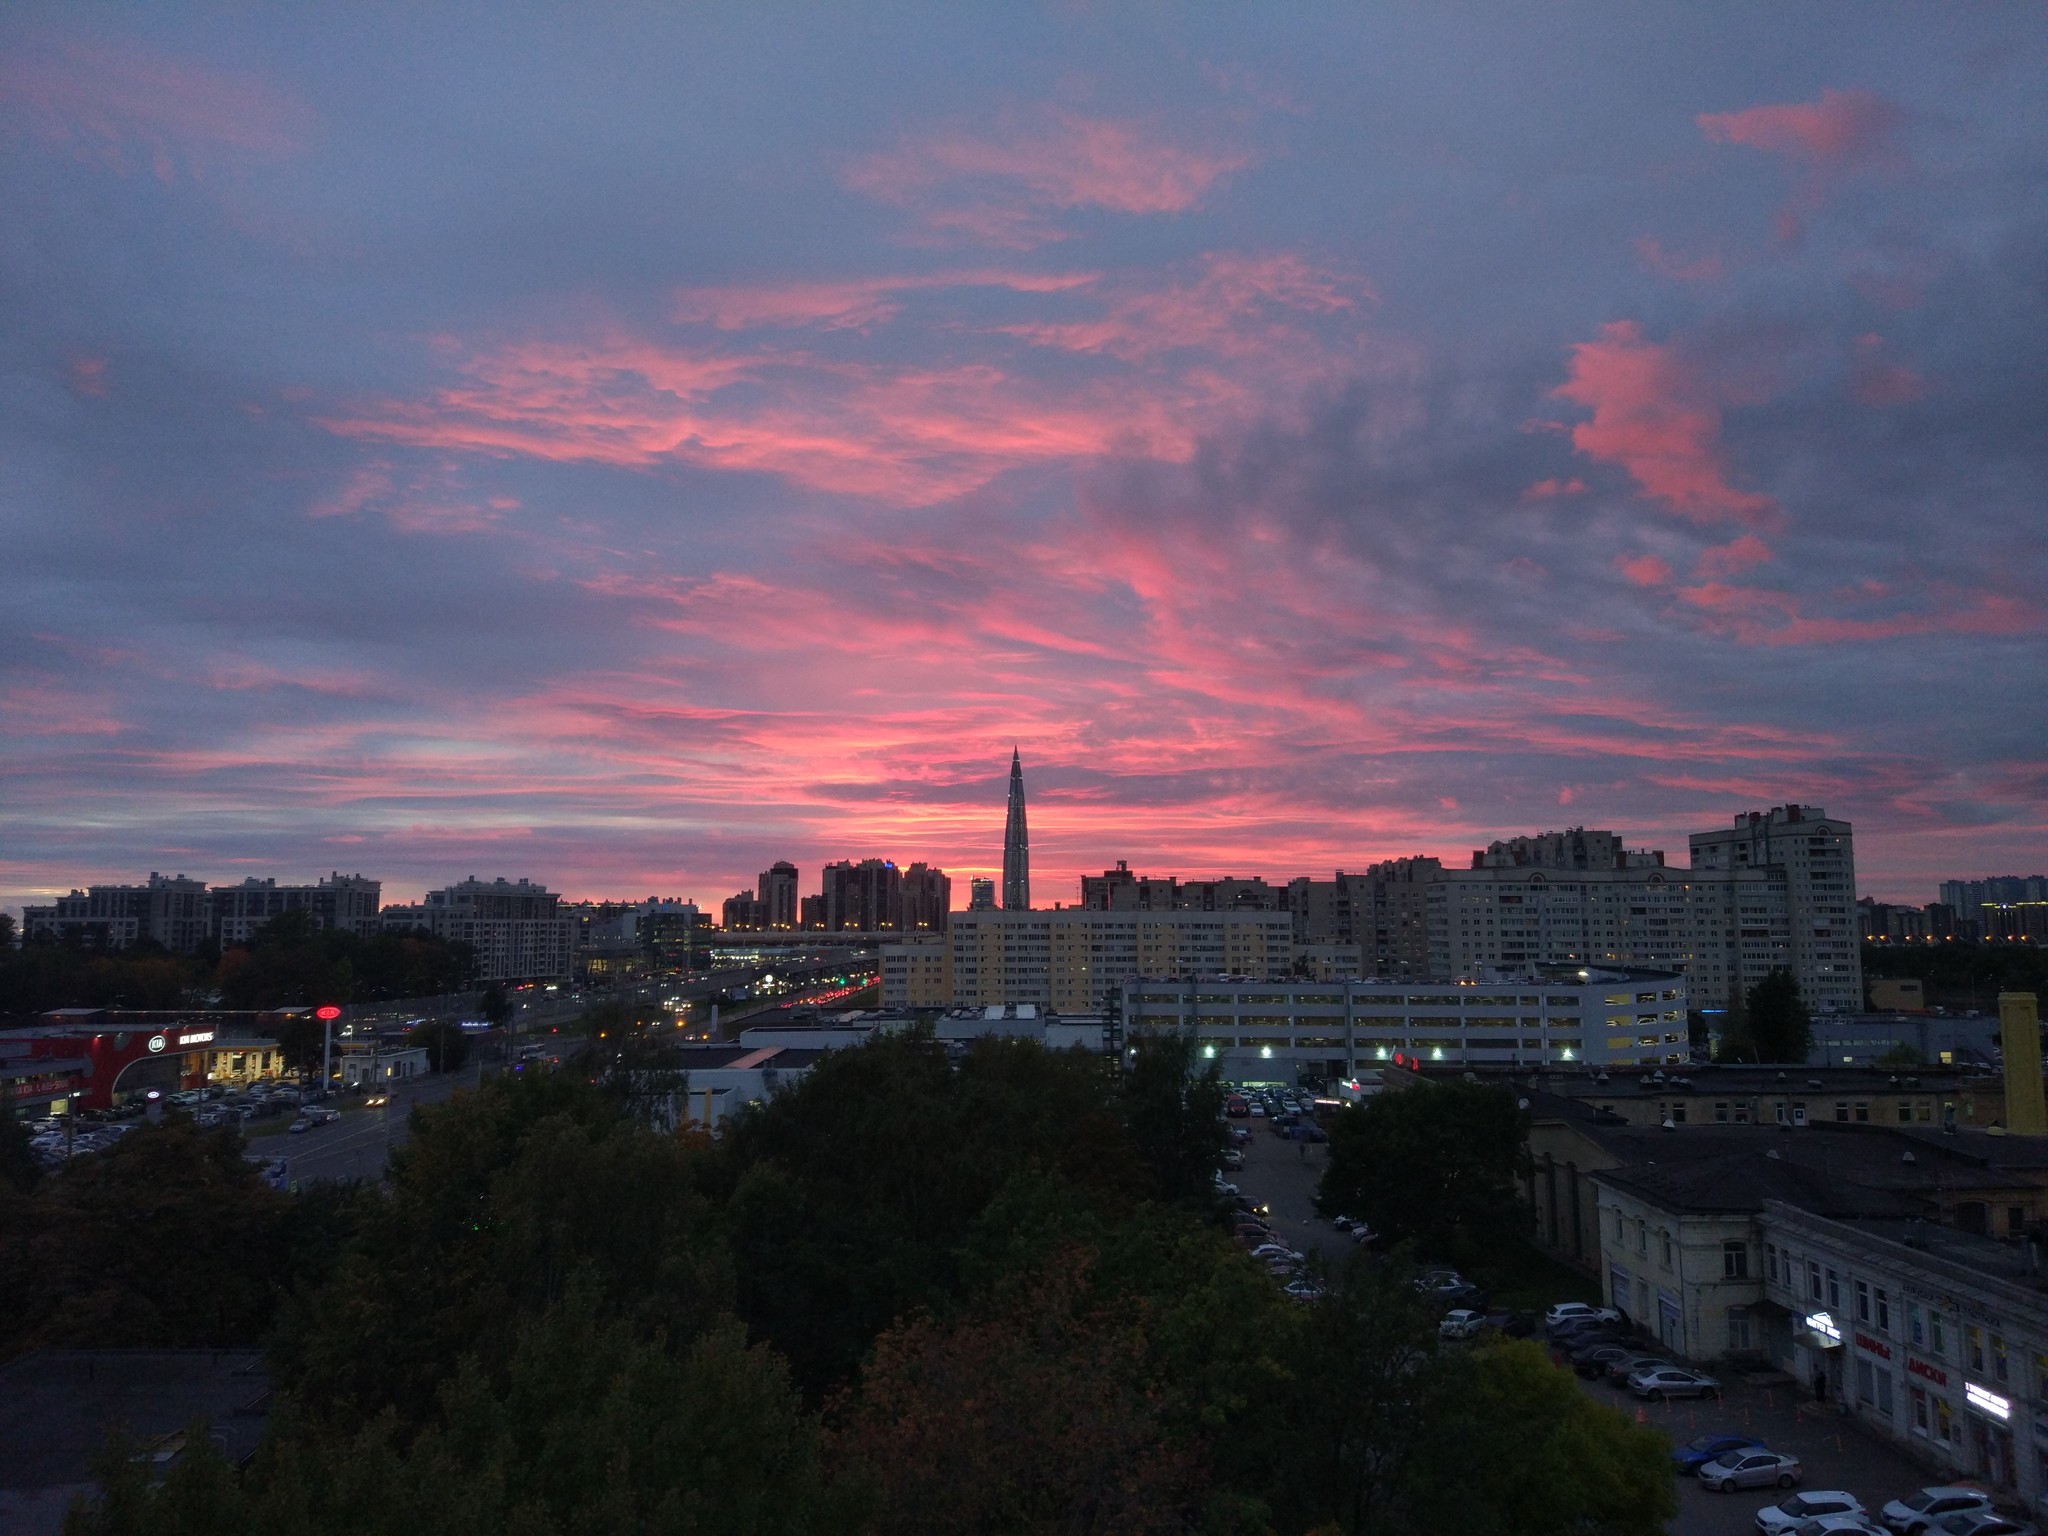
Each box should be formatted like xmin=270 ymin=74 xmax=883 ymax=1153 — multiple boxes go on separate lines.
xmin=1521 ymin=477 xmax=1586 ymax=502
xmin=1551 ymin=320 xmax=1778 ymax=527
xmin=1676 ymin=582 xmax=2039 ymax=646
xmin=0 ymin=34 xmax=309 ymax=180
xmin=1697 ymin=88 xmax=1901 ymax=166
xmin=321 ymin=254 xmax=1375 ymax=505
xmin=845 ymin=108 xmax=1250 ymax=246
xmin=1614 ymin=553 xmax=1673 ymax=587
xmin=1695 ymin=534 xmax=1773 ymax=579
xmin=1697 ymin=89 xmax=1903 ymax=242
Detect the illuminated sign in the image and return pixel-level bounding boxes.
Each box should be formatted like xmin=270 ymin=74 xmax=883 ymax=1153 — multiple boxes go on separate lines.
xmin=1854 ymin=1332 xmax=1892 ymax=1359
xmin=147 ymin=1035 xmax=166 ymax=1054
xmin=1803 ymin=1311 xmax=1842 ymax=1344
xmin=315 ymin=1005 xmax=343 ymax=1021
xmin=1965 ymin=1381 xmax=2011 ymax=1420
xmin=178 ymin=1031 xmax=215 ymax=1047
xmin=1908 ymin=1357 xmax=1949 ymax=1387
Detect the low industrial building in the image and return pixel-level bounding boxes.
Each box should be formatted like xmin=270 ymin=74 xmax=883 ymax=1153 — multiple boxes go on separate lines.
xmin=1124 ymin=966 xmax=1688 ymax=1081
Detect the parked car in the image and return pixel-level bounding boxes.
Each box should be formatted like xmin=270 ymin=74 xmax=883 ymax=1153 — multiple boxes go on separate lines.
xmin=1881 ymin=1490 xmax=1996 ymax=1535
xmin=1571 ymin=1345 xmax=1635 ymax=1379
xmin=1248 ymin=1103 xmax=1265 ymax=1116
xmin=1544 ymin=1301 xmax=1622 ymax=1332
xmin=1930 ymin=1516 xmax=2039 ymax=1536
xmin=1283 ymin=1279 xmax=1324 ymax=1303
xmin=1483 ymin=1310 xmax=1535 ymax=1338
xmin=1606 ymin=1353 xmax=1673 ymax=1386
xmin=1756 ymin=1492 xmax=1866 ymax=1534
xmin=1439 ymin=1309 xmax=1486 ymax=1341
xmin=1629 ymin=1366 xmax=1721 ymax=1401
xmin=1350 ymin=1223 xmax=1377 ymax=1244
xmin=1250 ymin=1244 xmax=1303 ymax=1263
xmin=287 ymin=1116 xmax=315 ymax=1134
xmin=1672 ymin=1433 xmax=1767 ymax=1473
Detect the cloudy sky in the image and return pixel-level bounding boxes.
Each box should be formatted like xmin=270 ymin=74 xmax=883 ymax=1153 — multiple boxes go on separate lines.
xmin=3 ymin=5 xmax=2044 ymax=913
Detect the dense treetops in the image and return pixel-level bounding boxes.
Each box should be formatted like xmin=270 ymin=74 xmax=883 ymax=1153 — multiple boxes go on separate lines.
xmin=40 ymin=1027 xmax=1672 ymax=1536
xmin=0 ymin=907 xmax=474 ymax=1018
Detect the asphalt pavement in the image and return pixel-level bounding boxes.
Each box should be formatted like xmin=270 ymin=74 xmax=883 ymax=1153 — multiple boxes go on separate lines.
xmin=1226 ymin=1108 xmax=1948 ymax=1536
xmin=249 ymin=1058 xmax=482 ymax=1186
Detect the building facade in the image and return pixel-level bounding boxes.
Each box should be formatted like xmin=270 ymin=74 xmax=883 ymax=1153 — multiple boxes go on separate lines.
xmin=1759 ymin=1200 xmax=2048 ymax=1511
xmin=22 ymin=873 xmax=213 ymax=953
xmin=1690 ymin=804 xmax=1861 ymax=1015
xmin=210 ymin=873 xmax=382 ymax=946
xmin=879 ymin=934 xmax=951 ymax=1007
xmin=1124 ymin=967 xmax=1687 ymax=1080
xmin=947 ymin=907 xmax=1295 ymax=1013
xmin=381 ymin=877 xmax=573 ymax=983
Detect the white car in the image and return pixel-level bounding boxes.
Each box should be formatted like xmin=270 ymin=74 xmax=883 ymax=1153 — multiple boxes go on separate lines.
xmin=1882 ymin=1490 xmax=1995 ymax=1535
xmin=1699 ymin=1449 xmax=1803 ymax=1492
xmin=1786 ymin=1518 xmax=1887 ymax=1536
xmin=1250 ymin=1244 xmax=1303 ymax=1263
xmin=1544 ymin=1301 xmax=1621 ymax=1332
xmin=1439 ymin=1309 xmax=1486 ymax=1340
xmin=1758 ymin=1492 xmax=1867 ymax=1535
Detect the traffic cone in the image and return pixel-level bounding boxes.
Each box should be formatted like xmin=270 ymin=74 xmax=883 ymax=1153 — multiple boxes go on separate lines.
xmin=1635 ymin=1405 xmax=1647 ymax=1425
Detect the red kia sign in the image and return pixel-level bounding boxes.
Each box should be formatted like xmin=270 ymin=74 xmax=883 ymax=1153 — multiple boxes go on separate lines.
xmin=315 ymin=1005 xmax=342 ymax=1021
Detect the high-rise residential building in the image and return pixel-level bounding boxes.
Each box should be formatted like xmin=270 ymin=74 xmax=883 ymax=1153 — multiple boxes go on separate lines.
xmin=1689 ymin=804 xmax=1860 ymax=1015
xmin=381 ymin=876 xmax=573 ymax=983
xmin=758 ymin=861 xmax=799 ymax=929
xmin=968 ymin=878 xmax=996 ymax=911
xmin=945 ymin=907 xmax=1293 ymax=1012
xmin=899 ymin=862 xmax=952 ymax=933
xmin=819 ymin=858 xmax=903 ymax=931
xmin=1081 ymin=862 xmax=1187 ymax=912
xmin=880 ymin=934 xmax=951 ymax=1007
xmin=720 ymin=891 xmax=768 ymax=930
xmin=1939 ymin=875 xmax=2048 ymax=910
xmin=211 ymin=873 xmax=383 ymax=946
xmin=22 ymin=872 xmax=212 ymax=953
xmin=1002 ymin=748 xmax=1030 ymax=910
xmin=1286 ymin=858 xmax=1441 ymax=978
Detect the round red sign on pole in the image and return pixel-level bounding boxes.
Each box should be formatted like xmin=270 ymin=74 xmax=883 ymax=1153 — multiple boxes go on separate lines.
xmin=315 ymin=1005 xmax=342 ymax=1021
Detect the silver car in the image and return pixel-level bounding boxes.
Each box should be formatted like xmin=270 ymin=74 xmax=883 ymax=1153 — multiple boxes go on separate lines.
xmin=1882 ymin=1491 xmax=1996 ymax=1535
xmin=1700 ymin=1449 xmax=1804 ymax=1492
xmin=1628 ymin=1365 xmax=1721 ymax=1401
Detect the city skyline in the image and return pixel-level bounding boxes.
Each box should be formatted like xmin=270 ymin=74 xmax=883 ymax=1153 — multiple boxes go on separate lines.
xmin=4 ymin=8 xmax=2045 ymax=914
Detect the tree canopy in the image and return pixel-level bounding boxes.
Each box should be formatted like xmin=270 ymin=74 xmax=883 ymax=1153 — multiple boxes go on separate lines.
xmin=1315 ymin=1079 xmax=1531 ymax=1265
xmin=55 ymin=1031 xmax=1671 ymax=1536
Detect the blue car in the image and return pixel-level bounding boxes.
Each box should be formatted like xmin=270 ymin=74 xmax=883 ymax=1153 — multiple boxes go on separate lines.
xmin=1671 ymin=1433 xmax=1765 ymax=1472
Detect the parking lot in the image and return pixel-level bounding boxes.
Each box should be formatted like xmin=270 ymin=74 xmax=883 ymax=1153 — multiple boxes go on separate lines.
xmin=1226 ymin=1095 xmax=1960 ymax=1536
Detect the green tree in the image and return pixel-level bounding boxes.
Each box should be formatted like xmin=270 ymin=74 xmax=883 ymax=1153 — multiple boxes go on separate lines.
xmin=0 ymin=1120 xmax=288 ymax=1356
xmin=1316 ymin=1081 xmax=1530 ymax=1264
xmin=1876 ymin=1040 xmax=1923 ymax=1068
xmin=478 ymin=981 xmax=512 ymax=1027
xmin=1744 ymin=968 xmax=1812 ymax=1063
xmin=1117 ymin=1031 xmax=1227 ymax=1208
xmin=0 ymin=1093 xmax=40 ymax=1194
xmin=405 ymin=1017 xmax=472 ymax=1074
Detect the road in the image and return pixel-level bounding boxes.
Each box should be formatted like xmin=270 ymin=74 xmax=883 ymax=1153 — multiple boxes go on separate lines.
xmin=1226 ymin=1113 xmax=1945 ymax=1536
xmin=251 ymin=1057 xmax=483 ymax=1187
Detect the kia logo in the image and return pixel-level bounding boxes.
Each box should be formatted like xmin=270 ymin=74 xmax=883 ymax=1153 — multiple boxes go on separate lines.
xmin=147 ymin=1035 xmax=167 ymax=1054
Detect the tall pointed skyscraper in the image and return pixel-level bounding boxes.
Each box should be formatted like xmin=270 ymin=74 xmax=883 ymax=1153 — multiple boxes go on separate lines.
xmin=1002 ymin=747 xmax=1030 ymax=910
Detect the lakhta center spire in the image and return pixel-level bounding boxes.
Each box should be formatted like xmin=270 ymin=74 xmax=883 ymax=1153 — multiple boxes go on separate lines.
xmin=1001 ymin=748 xmax=1030 ymax=910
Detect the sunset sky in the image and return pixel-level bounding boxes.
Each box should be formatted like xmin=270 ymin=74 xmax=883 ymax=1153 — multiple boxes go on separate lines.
xmin=3 ymin=6 xmax=2044 ymax=913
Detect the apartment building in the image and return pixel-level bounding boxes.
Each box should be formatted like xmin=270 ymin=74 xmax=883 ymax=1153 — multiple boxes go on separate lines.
xmin=210 ymin=873 xmax=382 ymax=945
xmin=1415 ymin=805 xmax=1861 ymax=1015
xmin=22 ymin=873 xmax=213 ymax=953
xmin=945 ymin=907 xmax=1294 ymax=1012
xmin=381 ymin=877 xmax=573 ymax=983
xmin=879 ymin=934 xmax=951 ymax=1007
